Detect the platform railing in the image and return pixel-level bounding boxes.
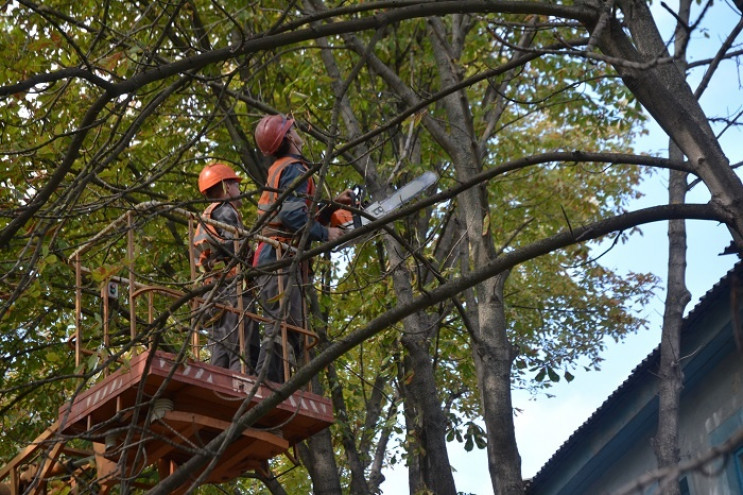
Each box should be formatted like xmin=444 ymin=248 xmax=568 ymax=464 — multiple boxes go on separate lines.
xmin=68 ymin=203 xmax=319 ymax=383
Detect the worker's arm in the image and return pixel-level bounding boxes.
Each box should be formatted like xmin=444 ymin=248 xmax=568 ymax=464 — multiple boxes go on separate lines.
xmin=276 ymin=162 xmax=330 ymax=242
xmin=316 ymin=189 xmax=354 ymax=225
xmin=209 ymin=203 xmax=244 ymax=257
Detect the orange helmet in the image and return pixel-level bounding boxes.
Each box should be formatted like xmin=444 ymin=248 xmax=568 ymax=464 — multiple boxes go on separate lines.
xmin=198 ymin=162 xmax=242 ymax=194
xmin=255 ymin=114 xmax=294 ymax=156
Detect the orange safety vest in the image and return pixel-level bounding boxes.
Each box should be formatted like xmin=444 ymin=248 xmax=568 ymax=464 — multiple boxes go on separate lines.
xmin=192 ymin=202 xmax=244 ymax=277
xmin=257 ymin=156 xmax=315 ymax=242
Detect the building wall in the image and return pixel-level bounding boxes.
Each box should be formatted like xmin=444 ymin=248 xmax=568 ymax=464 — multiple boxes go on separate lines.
xmin=586 ymin=325 xmax=743 ymax=495
xmin=682 ymin=344 xmax=743 ymax=495
xmin=530 ymin=298 xmax=743 ymax=495
xmin=581 ymin=422 xmax=657 ymax=495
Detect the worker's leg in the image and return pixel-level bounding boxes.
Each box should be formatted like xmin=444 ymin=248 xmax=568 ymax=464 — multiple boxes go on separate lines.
xmin=255 ymin=273 xmax=284 ymax=382
xmin=256 ymin=265 xmax=307 ymax=382
xmin=227 ymin=292 xmax=260 ymax=374
xmin=207 ymin=317 xmax=230 ymax=368
xmin=243 ymin=293 xmax=261 ymax=374
xmin=284 ymin=267 xmax=305 ymax=370
xmin=205 ymin=283 xmax=249 ymax=372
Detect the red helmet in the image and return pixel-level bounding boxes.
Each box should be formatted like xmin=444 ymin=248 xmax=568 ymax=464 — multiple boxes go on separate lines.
xmin=255 ymin=114 xmax=294 ymax=156
xmin=198 ymin=162 xmax=242 ymax=194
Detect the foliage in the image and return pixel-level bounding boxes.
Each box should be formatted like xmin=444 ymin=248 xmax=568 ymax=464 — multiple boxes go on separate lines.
xmin=1 ymin=0 xmax=740 ymax=494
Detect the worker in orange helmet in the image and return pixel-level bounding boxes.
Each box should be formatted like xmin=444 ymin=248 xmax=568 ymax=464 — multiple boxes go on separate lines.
xmin=192 ymin=161 xmax=259 ymax=373
xmin=253 ymin=114 xmax=352 ymax=382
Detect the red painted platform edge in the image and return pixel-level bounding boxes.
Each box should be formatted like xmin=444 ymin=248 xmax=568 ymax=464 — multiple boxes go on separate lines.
xmin=58 ymin=350 xmax=335 ymax=428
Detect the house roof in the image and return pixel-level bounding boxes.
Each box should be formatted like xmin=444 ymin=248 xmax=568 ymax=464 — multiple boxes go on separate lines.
xmin=526 ymin=260 xmax=742 ymax=490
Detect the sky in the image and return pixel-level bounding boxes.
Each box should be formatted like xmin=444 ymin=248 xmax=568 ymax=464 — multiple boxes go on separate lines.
xmin=382 ymin=2 xmax=743 ymax=494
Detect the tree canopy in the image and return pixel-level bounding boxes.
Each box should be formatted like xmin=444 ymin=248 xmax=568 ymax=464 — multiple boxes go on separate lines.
xmin=2 ymin=1 xmax=742 ymax=494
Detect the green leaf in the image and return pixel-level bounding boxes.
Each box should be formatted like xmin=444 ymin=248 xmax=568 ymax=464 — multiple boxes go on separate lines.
xmin=547 ymin=367 xmax=560 ymax=383
xmin=464 ymin=436 xmax=474 ymax=452
xmin=535 ymin=368 xmax=546 ymax=382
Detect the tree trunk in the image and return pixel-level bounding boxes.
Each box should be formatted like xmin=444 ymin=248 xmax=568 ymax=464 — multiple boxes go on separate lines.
xmin=399 ymin=359 xmax=427 ymax=493
xmin=388 ymin=239 xmax=458 ymax=495
xmin=307 ymin=307 xmax=371 ymax=494
xmin=254 ymin=470 xmax=291 ymax=495
xmin=426 ymin=17 xmax=525 ymax=493
xmin=297 ymin=429 xmax=343 ymax=495
xmin=589 ymin=0 xmax=743 ymax=248
xmin=471 ymin=271 xmax=525 ymax=495
xmin=324 ymin=361 xmax=373 ymax=495
xmin=653 ymin=4 xmax=691 ymax=493
xmin=654 ymin=154 xmax=689 ymax=495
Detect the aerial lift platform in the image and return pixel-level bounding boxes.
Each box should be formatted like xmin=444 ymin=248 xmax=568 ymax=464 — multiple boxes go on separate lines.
xmin=0 ymin=207 xmax=334 ymax=494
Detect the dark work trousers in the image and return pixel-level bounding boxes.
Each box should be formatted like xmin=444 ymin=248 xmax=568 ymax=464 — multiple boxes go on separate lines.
xmin=255 ymin=266 xmax=306 ymax=383
xmin=205 ymin=281 xmax=260 ymax=373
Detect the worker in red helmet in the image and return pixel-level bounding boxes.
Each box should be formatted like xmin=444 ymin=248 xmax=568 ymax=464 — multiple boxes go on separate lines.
xmin=253 ymin=114 xmax=351 ymax=382
xmin=193 ymin=162 xmax=259 ymax=373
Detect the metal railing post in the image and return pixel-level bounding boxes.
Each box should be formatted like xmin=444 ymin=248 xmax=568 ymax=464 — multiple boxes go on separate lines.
xmin=188 ymin=220 xmax=200 ymax=359
xmin=74 ymin=254 xmax=82 ymax=368
xmin=127 ymin=212 xmax=137 ymax=350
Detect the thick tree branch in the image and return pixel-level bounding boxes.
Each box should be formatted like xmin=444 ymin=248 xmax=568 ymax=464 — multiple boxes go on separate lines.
xmin=144 ymin=201 xmax=721 ymax=495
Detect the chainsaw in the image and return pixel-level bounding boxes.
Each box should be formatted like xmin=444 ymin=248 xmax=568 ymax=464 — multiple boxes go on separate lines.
xmin=329 ymin=171 xmax=437 ymax=244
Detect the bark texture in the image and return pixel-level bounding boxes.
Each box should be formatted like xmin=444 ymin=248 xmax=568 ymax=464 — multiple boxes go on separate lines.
xmin=653 ymin=3 xmax=692 ymax=493
xmin=654 ymin=159 xmax=689 ymax=495
xmin=587 ymin=0 xmax=743 ymax=248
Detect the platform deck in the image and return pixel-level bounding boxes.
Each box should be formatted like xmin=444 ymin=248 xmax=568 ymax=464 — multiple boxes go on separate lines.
xmin=57 ymin=351 xmax=334 ymax=483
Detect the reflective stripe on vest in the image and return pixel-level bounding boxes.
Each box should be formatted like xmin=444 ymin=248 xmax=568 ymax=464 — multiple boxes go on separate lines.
xmin=193 ymin=202 xmax=242 ymax=276
xmin=257 ymin=156 xmax=315 ymax=241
